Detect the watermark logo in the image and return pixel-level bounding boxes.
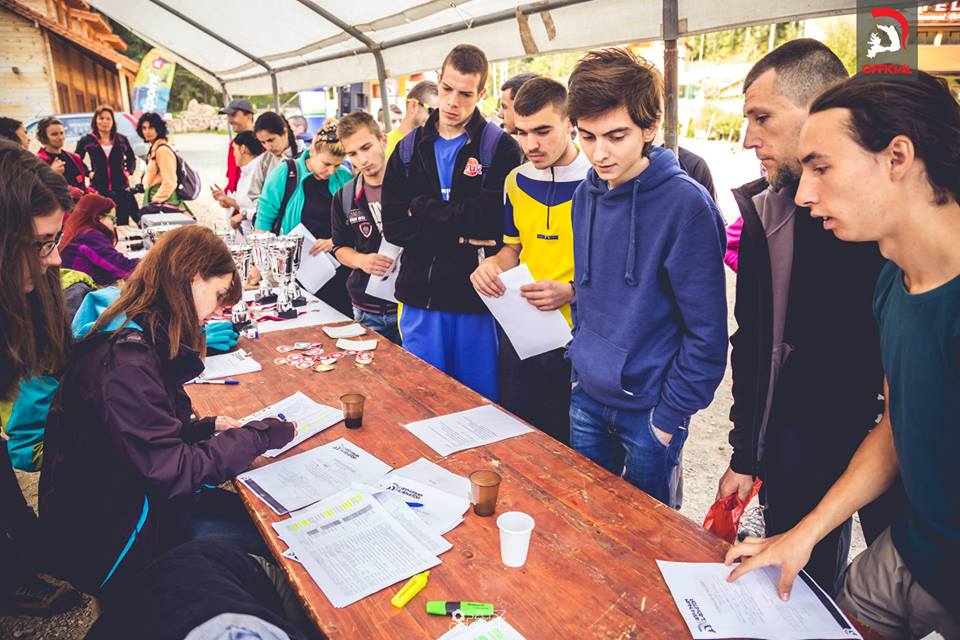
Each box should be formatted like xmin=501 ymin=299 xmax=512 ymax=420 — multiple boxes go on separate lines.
xmin=684 ymin=598 xmax=717 ymax=634
xmin=857 ymin=2 xmax=917 ymax=78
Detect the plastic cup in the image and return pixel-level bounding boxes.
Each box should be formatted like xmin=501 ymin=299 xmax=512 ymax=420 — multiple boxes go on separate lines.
xmin=497 ymin=511 xmax=535 ymax=568
xmin=339 ymin=393 xmax=365 ymax=429
xmin=469 ymin=470 xmax=502 ymax=516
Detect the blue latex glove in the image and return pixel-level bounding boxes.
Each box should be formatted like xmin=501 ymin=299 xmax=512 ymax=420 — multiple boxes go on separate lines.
xmin=204 ymin=321 xmax=239 ymax=352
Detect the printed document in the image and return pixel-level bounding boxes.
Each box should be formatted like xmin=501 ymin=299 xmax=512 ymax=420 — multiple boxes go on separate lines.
xmin=238 ymin=438 xmax=391 ymax=515
xmin=196 ymin=350 xmax=261 ymax=380
xmin=403 ymin=405 xmax=534 ymax=457
xmin=376 ymin=475 xmax=470 ymax=536
xmin=656 ymin=561 xmax=863 ymax=639
xmin=388 ymin=457 xmax=472 ymax=502
xmin=239 ymin=391 xmax=343 ymax=457
xmin=289 ymin=223 xmax=338 ymax=293
xmin=478 ymin=263 xmax=571 ymax=359
xmin=364 ymin=239 xmax=403 ymax=303
xmin=273 ymin=489 xmax=440 ymax=608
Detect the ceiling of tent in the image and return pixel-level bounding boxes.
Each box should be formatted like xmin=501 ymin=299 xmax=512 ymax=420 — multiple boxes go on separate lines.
xmin=86 ymin=0 xmax=858 ymax=95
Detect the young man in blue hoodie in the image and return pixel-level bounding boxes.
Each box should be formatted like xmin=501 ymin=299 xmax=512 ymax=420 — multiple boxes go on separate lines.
xmin=565 ymin=48 xmax=728 ymax=508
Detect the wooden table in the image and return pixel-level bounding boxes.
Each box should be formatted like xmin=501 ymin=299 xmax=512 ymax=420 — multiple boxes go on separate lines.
xmin=188 ymin=323 xmax=883 ymax=640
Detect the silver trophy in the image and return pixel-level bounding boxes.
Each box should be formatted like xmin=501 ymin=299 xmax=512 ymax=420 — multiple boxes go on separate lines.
xmin=282 ymin=234 xmax=307 ymax=307
xmin=267 ymin=236 xmax=304 ymax=319
xmin=229 ymin=244 xmax=253 ymax=327
xmin=246 ymin=232 xmax=277 ymax=303
xmin=215 ymin=226 xmax=237 ymax=247
xmin=142 ymin=223 xmax=179 ymax=248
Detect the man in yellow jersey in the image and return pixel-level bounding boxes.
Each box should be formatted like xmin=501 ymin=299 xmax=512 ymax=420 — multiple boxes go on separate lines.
xmin=385 ymin=81 xmax=439 ymax=158
xmin=470 ymin=77 xmax=590 ymax=443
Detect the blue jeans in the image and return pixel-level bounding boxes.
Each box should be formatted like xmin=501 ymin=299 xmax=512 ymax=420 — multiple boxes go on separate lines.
xmin=186 ymin=488 xmax=269 ymax=558
xmin=353 ymin=307 xmax=401 ymax=345
xmin=569 ymin=386 xmax=688 ymax=508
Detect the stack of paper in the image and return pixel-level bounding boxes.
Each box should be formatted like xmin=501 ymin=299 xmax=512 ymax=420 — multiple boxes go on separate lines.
xmin=376 ymin=474 xmax=471 ymax=536
xmin=289 ymin=223 xmax=340 ymax=292
xmin=438 ymin=617 xmax=527 ymax=640
xmin=239 ymin=391 xmax=344 ymax=457
xmin=387 ymin=458 xmax=472 ymax=502
xmin=403 ymin=405 xmax=535 ymax=457
xmin=196 ymin=349 xmax=261 ymax=381
xmin=273 ymin=489 xmax=441 ymax=608
xmin=364 ymin=239 xmax=403 ymax=303
xmin=238 ymin=438 xmax=392 ymax=515
xmin=323 ymin=323 xmax=367 ymax=339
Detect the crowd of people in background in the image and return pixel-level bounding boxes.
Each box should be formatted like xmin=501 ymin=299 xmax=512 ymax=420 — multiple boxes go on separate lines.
xmin=1 ymin=34 xmax=957 ymax=640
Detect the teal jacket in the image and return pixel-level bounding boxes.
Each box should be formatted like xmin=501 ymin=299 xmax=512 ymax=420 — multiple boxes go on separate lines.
xmin=254 ymin=148 xmax=352 ymax=235
xmin=5 ymin=288 xmax=136 ymax=471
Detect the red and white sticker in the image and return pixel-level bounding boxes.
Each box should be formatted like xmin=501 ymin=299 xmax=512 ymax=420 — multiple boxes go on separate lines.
xmin=275 ymin=345 xmax=293 ymax=353
xmin=463 ymin=157 xmax=482 ymax=177
xmin=274 ymin=357 xmax=289 ymax=365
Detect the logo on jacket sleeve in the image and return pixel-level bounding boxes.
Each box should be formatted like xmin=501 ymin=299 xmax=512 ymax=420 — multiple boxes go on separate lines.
xmin=463 ymin=157 xmax=483 ymax=177
xmin=358 ymin=221 xmax=373 ymax=238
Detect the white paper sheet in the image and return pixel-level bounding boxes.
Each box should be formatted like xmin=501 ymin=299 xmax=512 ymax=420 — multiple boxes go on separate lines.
xmin=258 ymin=299 xmax=352 ymax=333
xmin=238 ymin=438 xmax=391 ymax=515
xmin=388 ymin=458 xmax=472 ymax=502
xmin=437 ymin=618 xmax=527 ymax=640
xmin=376 ymin=475 xmax=470 ymax=536
xmin=196 ymin=350 xmax=261 ymax=381
xmin=369 ymin=488 xmax=453 ymax=556
xmin=322 ymin=323 xmax=367 ymax=339
xmin=335 ymin=338 xmax=378 ymax=351
xmin=238 ymin=391 xmax=344 ymax=457
xmin=656 ymin=561 xmax=862 ymax=640
xmin=363 ymin=239 xmax=403 ymax=303
xmin=478 ymin=264 xmax=572 ymax=360
xmin=403 ymin=405 xmax=535 ymax=457
xmin=289 ymin=223 xmax=338 ymax=293
xmin=273 ymin=489 xmax=441 ymax=608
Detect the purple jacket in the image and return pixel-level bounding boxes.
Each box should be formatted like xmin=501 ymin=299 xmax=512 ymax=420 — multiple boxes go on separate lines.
xmin=60 ymin=230 xmax=139 ymax=285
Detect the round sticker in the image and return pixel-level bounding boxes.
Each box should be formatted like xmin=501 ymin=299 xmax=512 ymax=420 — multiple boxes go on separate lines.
xmin=320 ymin=357 xmax=338 ymax=365
xmin=356 ymin=353 xmax=373 ymax=365
xmin=273 ymin=357 xmax=289 ymax=365
xmin=313 ymin=364 xmax=336 ymax=372
xmin=275 ymin=345 xmax=293 ymax=353
xmin=295 ymin=361 xmax=313 ymax=369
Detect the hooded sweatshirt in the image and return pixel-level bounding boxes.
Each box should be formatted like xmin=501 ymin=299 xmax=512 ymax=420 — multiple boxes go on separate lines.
xmin=568 ymin=146 xmax=728 ymax=432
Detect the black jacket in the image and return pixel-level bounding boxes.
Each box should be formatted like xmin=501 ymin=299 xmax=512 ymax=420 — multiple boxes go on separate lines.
xmin=76 ymin=132 xmax=136 ymax=194
xmin=728 ymin=178 xmax=885 ymax=475
xmin=39 ymin=325 xmax=291 ymax=594
xmin=382 ymin=109 xmax=523 ymax=313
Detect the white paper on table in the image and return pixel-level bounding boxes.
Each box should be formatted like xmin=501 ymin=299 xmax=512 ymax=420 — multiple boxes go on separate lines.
xmin=403 ymin=405 xmax=535 ymax=457
xmin=272 ymin=489 xmax=440 ymax=608
xmin=238 ymin=438 xmax=391 ymax=515
xmin=195 ymin=350 xmax=261 ymax=381
xmin=470 ymin=617 xmax=527 ymax=640
xmin=289 ymin=223 xmax=338 ymax=293
xmin=436 ymin=624 xmax=471 ymax=640
xmin=376 ymin=475 xmax=470 ymax=536
xmin=364 ymin=239 xmax=403 ymax=303
xmin=258 ymin=299 xmax=352 ymax=333
xmin=366 ymin=487 xmax=453 ymax=556
xmin=322 ymin=323 xmax=367 ymax=339
xmin=656 ymin=561 xmax=862 ymax=640
xmin=239 ymin=391 xmax=344 ymax=457
xmin=282 ymin=548 xmax=301 ymax=563
xmin=335 ymin=338 xmax=378 ymax=351
xmin=388 ymin=458 xmax=472 ymax=502
xmin=478 ymin=263 xmax=572 ymax=360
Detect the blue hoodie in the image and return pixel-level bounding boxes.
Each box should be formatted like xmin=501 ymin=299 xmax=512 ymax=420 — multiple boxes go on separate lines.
xmin=568 ymin=146 xmax=728 ymax=433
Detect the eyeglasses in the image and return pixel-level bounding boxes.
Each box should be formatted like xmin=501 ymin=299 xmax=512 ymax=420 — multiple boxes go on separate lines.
xmin=34 ymin=230 xmax=63 ymax=258
xmin=101 ymin=213 xmax=117 ymax=222
xmin=415 ymin=100 xmax=436 ymax=115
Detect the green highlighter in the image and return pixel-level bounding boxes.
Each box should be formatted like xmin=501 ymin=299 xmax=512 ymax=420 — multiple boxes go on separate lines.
xmin=426 ymin=601 xmax=495 ymax=616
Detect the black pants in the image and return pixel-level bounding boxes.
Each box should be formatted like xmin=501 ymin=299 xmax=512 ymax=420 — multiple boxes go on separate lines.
xmin=761 ymin=422 xmax=903 ymax=595
xmin=104 ymin=189 xmax=140 ymax=226
xmin=497 ymin=329 xmax=571 ymax=445
xmin=0 ymin=442 xmax=40 ymax=606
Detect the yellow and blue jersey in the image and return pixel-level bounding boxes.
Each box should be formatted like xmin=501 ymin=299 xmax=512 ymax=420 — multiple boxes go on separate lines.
xmin=503 ymin=150 xmax=591 ymax=327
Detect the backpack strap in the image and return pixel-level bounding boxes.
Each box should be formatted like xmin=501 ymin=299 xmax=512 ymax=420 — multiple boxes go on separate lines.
xmin=398 ymin=128 xmax=419 ymax=179
xmin=272 ymin=158 xmax=298 ymax=235
xmin=340 ymin=176 xmax=357 ymax=222
xmin=478 ymin=120 xmax=504 ymax=189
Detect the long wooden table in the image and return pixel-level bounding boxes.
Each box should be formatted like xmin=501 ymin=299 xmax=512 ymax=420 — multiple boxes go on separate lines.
xmin=188 ymin=322 xmax=882 ymax=639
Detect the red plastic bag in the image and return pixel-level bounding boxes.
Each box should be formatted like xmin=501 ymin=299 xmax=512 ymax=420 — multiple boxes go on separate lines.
xmin=702 ymin=479 xmax=762 ymax=543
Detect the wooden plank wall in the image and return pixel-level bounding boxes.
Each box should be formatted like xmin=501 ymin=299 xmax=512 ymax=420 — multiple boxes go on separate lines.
xmin=48 ymin=32 xmax=123 ymax=114
xmin=0 ymin=6 xmax=56 ymax=121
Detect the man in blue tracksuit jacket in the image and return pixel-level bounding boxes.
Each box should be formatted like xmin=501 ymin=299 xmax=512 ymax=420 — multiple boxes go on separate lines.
xmin=565 ymin=48 xmax=728 ymax=508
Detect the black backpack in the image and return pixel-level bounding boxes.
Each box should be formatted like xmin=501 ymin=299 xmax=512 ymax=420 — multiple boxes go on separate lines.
xmin=155 ymin=143 xmax=201 ymax=201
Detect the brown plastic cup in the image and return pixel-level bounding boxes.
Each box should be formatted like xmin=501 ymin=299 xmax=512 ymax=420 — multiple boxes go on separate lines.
xmin=469 ymin=470 xmax=502 ymax=516
xmin=339 ymin=393 xmax=366 ymax=429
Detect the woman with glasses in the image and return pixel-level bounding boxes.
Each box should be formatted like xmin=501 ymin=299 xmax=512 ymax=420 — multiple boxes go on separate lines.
xmin=0 ymin=140 xmax=83 ymax=615
xmin=38 ymin=224 xmax=295 ymax=598
xmin=254 ymin=122 xmax=354 ymax=315
xmin=76 ymin=106 xmax=138 ymax=226
xmin=58 ymin=193 xmax=139 ymax=286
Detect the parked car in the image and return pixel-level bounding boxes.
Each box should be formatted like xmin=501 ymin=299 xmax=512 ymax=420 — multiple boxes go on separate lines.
xmin=24 ymin=112 xmax=151 ymax=160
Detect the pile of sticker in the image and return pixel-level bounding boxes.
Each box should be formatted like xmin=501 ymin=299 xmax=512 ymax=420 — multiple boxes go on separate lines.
xmin=273 ymin=341 xmax=374 ymax=372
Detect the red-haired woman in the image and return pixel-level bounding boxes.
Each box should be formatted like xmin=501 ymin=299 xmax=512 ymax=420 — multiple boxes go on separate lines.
xmin=59 ymin=193 xmax=139 ymax=286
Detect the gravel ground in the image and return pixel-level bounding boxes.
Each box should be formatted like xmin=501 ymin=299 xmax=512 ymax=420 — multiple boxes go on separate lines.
xmin=0 ymin=133 xmax=864 ymax=638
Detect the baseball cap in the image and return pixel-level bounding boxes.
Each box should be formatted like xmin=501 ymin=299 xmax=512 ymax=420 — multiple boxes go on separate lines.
xmin=219 ymin=99 xmax=254 ymax=115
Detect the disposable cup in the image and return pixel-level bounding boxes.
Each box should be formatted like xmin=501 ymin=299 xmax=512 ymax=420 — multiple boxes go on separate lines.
xmin=496 ymin=511 xmax=535 ymax=568
xmin=469 ymin=470 xmax=501 ymax=516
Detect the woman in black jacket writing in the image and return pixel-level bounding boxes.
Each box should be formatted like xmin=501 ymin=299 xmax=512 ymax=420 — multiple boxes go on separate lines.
xmin=39 ymin=225 xmax=295 ymax=597
xmin=75 ymin=106 xmax=138 ymax=225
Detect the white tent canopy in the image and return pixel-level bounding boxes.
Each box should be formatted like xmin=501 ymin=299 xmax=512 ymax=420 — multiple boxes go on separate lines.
xmin=89 ymin=0 xmax=859 ymax=97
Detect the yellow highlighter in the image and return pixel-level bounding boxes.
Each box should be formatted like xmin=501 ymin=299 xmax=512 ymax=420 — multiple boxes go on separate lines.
xmin=391 ymin=570 xmax=430 ymax=608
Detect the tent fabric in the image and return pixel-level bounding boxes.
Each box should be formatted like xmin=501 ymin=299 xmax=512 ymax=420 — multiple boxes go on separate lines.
xmin=87 ymin=0 xmax=859 ymax=95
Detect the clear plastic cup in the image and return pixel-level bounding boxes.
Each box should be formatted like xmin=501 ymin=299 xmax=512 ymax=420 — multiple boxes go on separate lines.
xmin=496 ymin=511 xmax=535 ymax=568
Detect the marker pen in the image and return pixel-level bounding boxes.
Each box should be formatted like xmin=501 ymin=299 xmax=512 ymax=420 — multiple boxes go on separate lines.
xmin=426 ymin=601 xmax=494 ymax=616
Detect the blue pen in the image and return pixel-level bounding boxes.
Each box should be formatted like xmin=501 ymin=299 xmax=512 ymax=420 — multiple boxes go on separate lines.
xmin=277 ymin=413 xmax=287 ymax=421
xmin=406 ymin=502 xmax=424 ymax=508
xmin=194 ymin=379 xmax=239 ymax=385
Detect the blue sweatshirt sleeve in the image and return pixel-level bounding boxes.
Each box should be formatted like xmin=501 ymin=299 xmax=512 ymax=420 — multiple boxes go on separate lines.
xmin=652 ymin=205 xmax=729 ymax=432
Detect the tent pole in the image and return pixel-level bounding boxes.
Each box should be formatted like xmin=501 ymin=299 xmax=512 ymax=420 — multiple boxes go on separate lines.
xmin=662 ymin=0 xmax=679 ymax=153
xmin=374 ymin=52 xmax=392 ymax=133
xmin=271 ymin=73 xmax=281 ymax=112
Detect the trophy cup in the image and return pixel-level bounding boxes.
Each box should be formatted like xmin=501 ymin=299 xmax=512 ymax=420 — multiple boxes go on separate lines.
xmin=268 ymin=238 xmax=298 ymax=319
xmin=229 ymin=244 xmax=253 ymax=329
xmin=247 ymin=232 xmax=277 ymax=304
xmin=282 ymin=234 xmax=307 ymax=307
xmin=143 ymin=223 xmax=179 ymax=248
xmin=215 ymin=226 xmax=237 ymax=247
